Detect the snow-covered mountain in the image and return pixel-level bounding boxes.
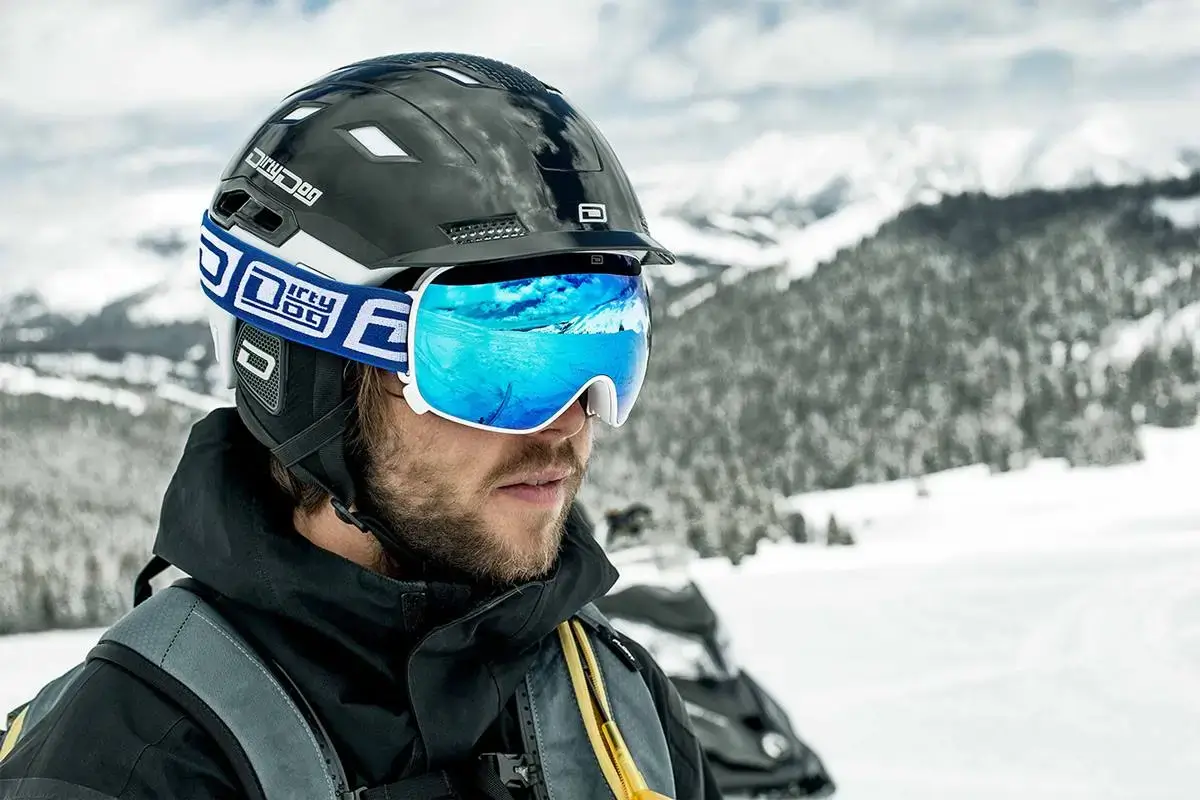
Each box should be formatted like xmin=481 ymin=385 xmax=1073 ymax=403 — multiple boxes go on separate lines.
xmin=645 ymin=116 xmax=1199 ymax=220
xmin=639 ymin=115 xmax=1200 ymax=313
xmin=0 ymin=182 xmax=215 ymax=327
xmin=2 ymin=113 xmax=1199 ymax=389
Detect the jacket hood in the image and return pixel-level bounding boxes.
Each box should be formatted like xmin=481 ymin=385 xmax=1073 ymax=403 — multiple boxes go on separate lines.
xmin=152 ymin=407 xmax=618 ymax=783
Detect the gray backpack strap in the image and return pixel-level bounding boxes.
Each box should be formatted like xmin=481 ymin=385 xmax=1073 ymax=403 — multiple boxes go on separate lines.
xmin=576 ymin=604 xmax=676 ymax=798
xmin=516 ymin=605 xmax=676 ymax=800
xmin=96 ymin=585 xmax=346 ymax=800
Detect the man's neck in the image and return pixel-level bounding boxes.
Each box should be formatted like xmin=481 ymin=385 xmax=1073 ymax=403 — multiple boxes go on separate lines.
xmin=294 ymin=503 xmax=389 ymax=574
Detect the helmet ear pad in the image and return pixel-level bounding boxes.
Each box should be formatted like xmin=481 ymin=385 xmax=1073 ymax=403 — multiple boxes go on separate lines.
xmin=232 ymin=321 xmax=360 ymax=506
xmin=231 ymin=321 xmax=437 ymax=570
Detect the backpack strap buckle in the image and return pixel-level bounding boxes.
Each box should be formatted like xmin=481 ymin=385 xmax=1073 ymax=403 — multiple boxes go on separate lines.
xmin=479 ymin=752 xmax=536 ymax=788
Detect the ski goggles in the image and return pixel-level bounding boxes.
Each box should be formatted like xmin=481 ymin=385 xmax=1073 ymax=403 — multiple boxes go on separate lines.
xmin=199 ymin=213 xmax=652 ymax=434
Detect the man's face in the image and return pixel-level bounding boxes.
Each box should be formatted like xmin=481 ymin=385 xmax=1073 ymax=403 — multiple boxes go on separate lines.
xmin=359 ymin=374 xmax=593 ymax=584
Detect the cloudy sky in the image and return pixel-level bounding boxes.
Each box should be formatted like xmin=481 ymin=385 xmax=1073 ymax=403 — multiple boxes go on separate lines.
xmin=1 ymin=0 xmax=1199 ymax=291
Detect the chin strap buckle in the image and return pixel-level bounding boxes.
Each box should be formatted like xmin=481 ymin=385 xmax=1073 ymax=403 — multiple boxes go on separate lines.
xmin=330 ymin=497 xmax=370 ymax=533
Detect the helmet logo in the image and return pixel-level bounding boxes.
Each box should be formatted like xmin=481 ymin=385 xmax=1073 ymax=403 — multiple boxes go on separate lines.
xmin=343 ymin=298 xmax=412 ymax=365
xmin=245 ymin=147 xmax=324 ymax=207
xmin=578 ymin=203 xmax=608 ymax=224
xmin=236 ymin=339 xmax=278 ymax=381
xmin=235 ymin=262 xmax=347 ymax=339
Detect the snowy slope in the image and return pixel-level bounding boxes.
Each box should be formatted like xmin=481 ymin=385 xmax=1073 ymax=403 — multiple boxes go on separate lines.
xmin=0 ymin=362 xmax=229 ymax=414
xmin=1085 ymin=197 xmax=1200 ymax=370
xmin=0 ymin=363 xmax=149 ymax=415
xmin=8 ymin=424 xmax=1200 ymax=798
xmin=612 ymin=424 xmax=1200 ymax=799
xmin=1153 ymin=194 xmax=1200 ymax=229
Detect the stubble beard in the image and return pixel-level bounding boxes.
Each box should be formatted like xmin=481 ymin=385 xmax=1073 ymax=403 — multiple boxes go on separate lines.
xmin=359 ymin=436 xmax=585 ymax=586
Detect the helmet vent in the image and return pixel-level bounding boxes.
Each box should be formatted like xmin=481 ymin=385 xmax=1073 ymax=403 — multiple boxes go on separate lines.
xmin=209 ymin=178 xmax=299 ymax=246
xmin=215 ymin=189 xmax=250 ymax=217
xmin=281 ymin=104 xmax=323 ymax=122
xmin=440 ymin=214 xmax=529 ymax=244
xmin=340 ymin=125 xmax=415 ymax=161
xmin=429 ymin=66 xmax=480 ymax=86
xmin=240 ymin=200 xmax=284 ymax=235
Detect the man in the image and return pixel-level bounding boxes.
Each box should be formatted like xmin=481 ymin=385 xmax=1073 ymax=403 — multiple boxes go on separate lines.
xmin=0 ymin=53 xmax=721 ymax=799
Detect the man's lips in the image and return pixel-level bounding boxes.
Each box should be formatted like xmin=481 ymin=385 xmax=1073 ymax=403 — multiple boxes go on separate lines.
xmin=496 ymin=467 xmax=574 ymax=489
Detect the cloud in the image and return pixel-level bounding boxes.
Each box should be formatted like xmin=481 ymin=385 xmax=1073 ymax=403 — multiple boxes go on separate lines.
xmin=652 ymin=0 xmax=1200 ymax=100
xmin=0 ymin=0 xmax=646 ymax=121
xmin=689 ymin=99 xmax=742 ymax=125
xmin=5 ymin=1 xmax=1192 ymax=123
xmin=3 ymin=1 xmax=1198 ymax=157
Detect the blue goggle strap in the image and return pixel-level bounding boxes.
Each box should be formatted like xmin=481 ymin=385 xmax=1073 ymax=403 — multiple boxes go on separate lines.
xmin=199 ymin=213 xmax=415 ymax=374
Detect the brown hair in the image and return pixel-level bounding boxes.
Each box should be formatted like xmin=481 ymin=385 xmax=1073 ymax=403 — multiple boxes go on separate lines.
xmin=269 ymin=365 xmax=401 ymax=514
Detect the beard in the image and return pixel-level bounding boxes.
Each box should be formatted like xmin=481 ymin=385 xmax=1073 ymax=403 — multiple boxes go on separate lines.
xmin=358 ymin=434 xmax=585 ymax=586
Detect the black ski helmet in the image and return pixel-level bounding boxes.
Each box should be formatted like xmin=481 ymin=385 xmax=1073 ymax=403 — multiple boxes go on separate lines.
xmin=202 ymin=52 xmax=673 ymax=540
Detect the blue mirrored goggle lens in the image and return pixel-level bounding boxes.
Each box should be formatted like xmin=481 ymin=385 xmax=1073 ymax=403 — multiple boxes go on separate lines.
xmin=412 ymin=271 xmax=651 ymax=432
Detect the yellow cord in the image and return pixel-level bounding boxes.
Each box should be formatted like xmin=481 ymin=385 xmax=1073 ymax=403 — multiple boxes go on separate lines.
xmin=560 ymin=619 xmax=674 ymax=800
xmin=557 ymin=622 xmax=628 ymax=798
xmin=0 ymin=706 xmax=28 ymax=762
xmin=571 ymin=620 xmax=653 ymax=796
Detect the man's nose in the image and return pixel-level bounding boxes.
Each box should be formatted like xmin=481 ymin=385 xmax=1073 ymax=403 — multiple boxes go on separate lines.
xmin=530 ymin=397 xmax=589 ymax=441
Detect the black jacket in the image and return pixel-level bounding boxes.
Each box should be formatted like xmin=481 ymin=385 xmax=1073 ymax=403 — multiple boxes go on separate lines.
xmin=0 ymin=409 xmax=721 ymax=799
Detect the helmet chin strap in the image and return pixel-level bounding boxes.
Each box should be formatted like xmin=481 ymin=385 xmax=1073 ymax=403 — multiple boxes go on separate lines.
xmin=234 ymin=353 xmax=465 ymax=581
xmin=247 ymin=400 xmax=437 ymax=575
xmin=333 ymin=496 xmax=495 ymax=585
xmin=327 ymin=496 xmax=418 ymax=564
